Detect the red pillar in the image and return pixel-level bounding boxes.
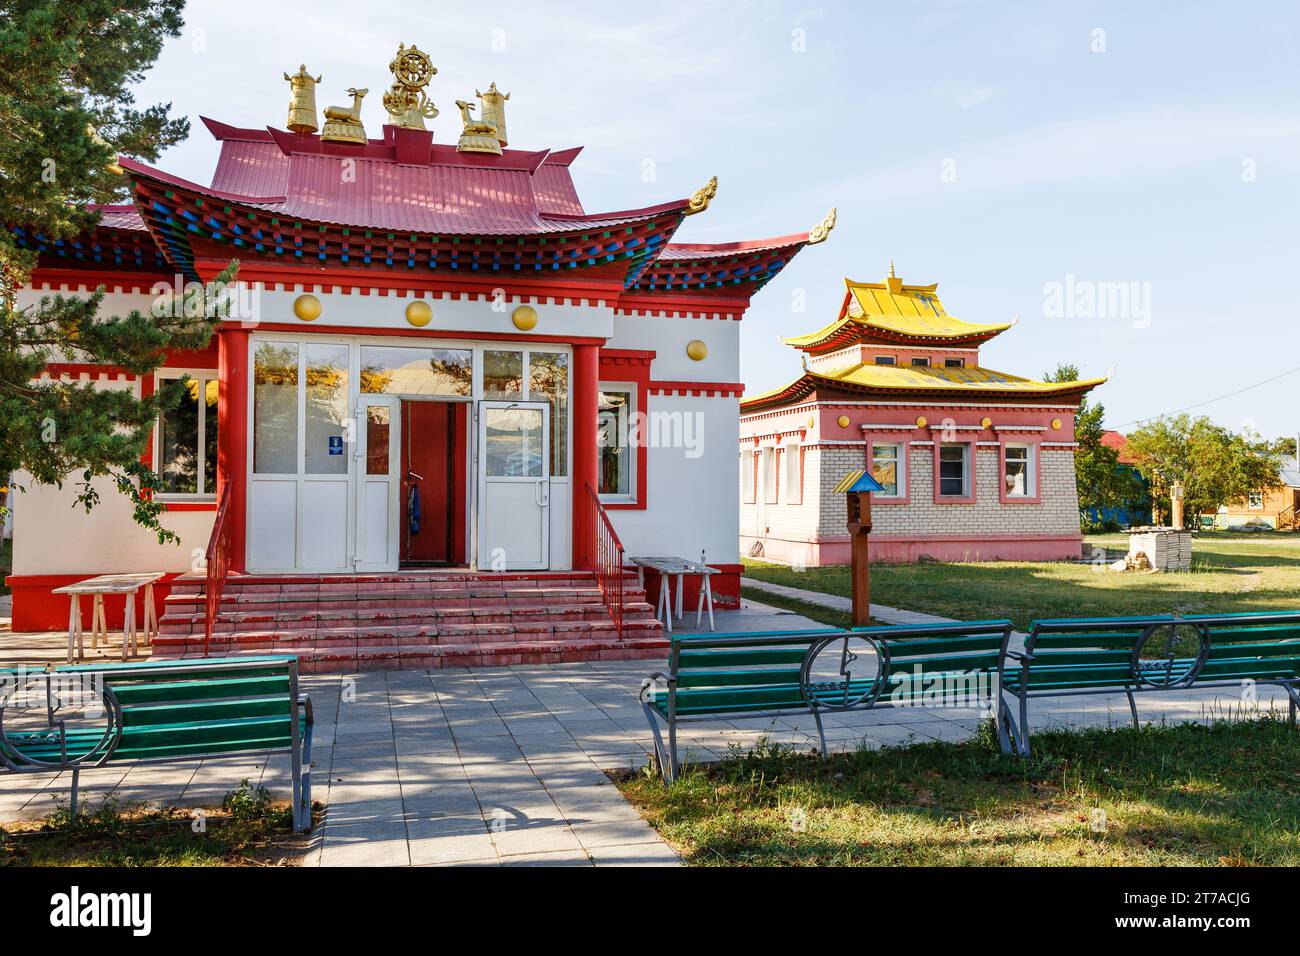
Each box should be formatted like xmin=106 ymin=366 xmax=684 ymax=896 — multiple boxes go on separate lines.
xmin=217 ymin=326 xmax=249 ymax=573
xmin=571 ymin=343 xmax=599 ymax=570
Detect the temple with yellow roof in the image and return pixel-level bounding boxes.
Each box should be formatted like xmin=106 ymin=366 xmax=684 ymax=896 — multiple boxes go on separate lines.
xmin=739 ymin=265 xmax=1106 ymax=565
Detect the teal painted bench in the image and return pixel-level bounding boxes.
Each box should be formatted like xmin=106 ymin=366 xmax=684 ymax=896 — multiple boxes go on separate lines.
xmin=0 ymin=656 xmax=313 ymax=831
xmin=640 ymin=621 xmax=1017 ymax=780
xmin=1005 ymin=611 xmax=1300 ymax=756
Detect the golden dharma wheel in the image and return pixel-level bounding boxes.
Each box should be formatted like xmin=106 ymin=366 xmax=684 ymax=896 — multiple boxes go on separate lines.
xmin=512 ymin=305 xmax=538 ymax=331
xmin=916 ymin=416 xmax=928 ymax=429
xmin=1051 ymin=418 xmax=1063 ymax=430
xmin=837 ymin=415 xmax=850 ymax=428
xmin=293 ymin=293 xmax=322 ymax=321
xmin=405 ymin=300 xmax=432 ymax=327
xmin=981 ymin=417 xmax=993 ymax=429
xmin=687 ymin=339 xmax=708 ymax=361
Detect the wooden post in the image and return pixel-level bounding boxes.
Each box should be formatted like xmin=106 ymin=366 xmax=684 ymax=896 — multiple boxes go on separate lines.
xmin=847 ymin=490 xmax=873 ymax=626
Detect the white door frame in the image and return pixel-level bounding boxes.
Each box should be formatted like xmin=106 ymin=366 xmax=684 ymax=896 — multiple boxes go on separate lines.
xmin=476 ymin=400 xmax=551 ymax=571
xmin=355 ymin=394 xmax=401 ymax=571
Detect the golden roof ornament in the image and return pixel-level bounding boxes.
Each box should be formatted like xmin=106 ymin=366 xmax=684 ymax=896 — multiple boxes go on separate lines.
xmin=685 ymin=175 xmax=718 ymax=216
xmin=477 ymin=82 xmax=509 ymax=147
xmin=455 ymin=83 xmax=510 ymax=155
xmin=807 ymin=207 xmax=837 ymax=244
xmin=886 ymin=258 xmax=903 ymax=294
xmin=86 ymin=124 xmax=123 ymax=175
xmin=283 ymin=65 xmax=322 ymax=134
xmin=383 ymin=43 xmax=439 ymax=129
xmin=320 ymin=87 xmax=369 ymax=144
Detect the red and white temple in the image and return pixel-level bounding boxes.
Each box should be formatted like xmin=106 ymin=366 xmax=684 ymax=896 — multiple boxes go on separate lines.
xmin=6 ymin=44 xmax=833 ymax=670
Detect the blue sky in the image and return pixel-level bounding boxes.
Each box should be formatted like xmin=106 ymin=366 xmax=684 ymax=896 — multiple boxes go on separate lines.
xmin=136 ymin=0 xmax=1300 ymax=439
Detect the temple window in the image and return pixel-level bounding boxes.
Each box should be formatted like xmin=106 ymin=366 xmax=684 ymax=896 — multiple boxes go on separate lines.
xmin=359 ymin=345 xmax=472 ymax=397
xmin=938 ymin=443 xmax=970 ymax=498
xmin=1004 ymin=443 xmax=1037 ymax=497
xmin=874 ymin=355 xmax=896 ymax=366
xmin=598 ymin=386 xmax=634 ymax=499
xmin=762 ymin=447 xmax=778 ymax=504
xmin=740 ymin=449 xmax=757 ymax=504
xmin=157 ymin=370 xmax=219 ymax=498
xmin=253 ymin=342 xmax=301 ymax=475
xmin=529 ymin=352 xmax=569 ymax=477
xmin=872 ymin=443 xmax=903 ymax=497
xmin=911 ymin=357 xmax=930 ymax=367
xmin=945 ymin=358 xmax=965 ymax=368
xmin=304 ymin=343 xmax=350 ymax=476
xmin=784 ymin=443 xmax=802 ymax=504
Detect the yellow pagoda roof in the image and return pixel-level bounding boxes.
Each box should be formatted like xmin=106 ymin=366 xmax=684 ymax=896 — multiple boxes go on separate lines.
xmin=783 ymin=272 xmax=1013 ymax=351
xmin=741 ymin=361 xmax=1107 ymax=409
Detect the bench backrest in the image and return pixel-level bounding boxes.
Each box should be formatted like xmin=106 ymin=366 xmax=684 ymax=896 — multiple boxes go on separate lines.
xmin=660 ymin=621 xmax=1012 ymax=717
xmin=5 ymin=656 xmax=305 ymax=767
xmin=1021 ymin=612 xmax=1300 ymax=692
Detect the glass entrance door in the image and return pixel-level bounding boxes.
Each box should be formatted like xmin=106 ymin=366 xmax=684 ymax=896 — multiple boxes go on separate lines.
xmin=355 ymin=395 xmax=400 ymax=571
xmin=477 ymin=401 xmax=550 ymax=570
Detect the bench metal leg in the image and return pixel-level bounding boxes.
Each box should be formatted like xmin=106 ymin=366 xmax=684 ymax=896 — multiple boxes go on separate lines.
xmin=812 ymin=709 xmax=828 ymax=759
xmin=1017 ymin=687 xmax=1032 ymax=757
xmin=1126 ymin=688 xmax=1140 ymax=729
xmin=69 ymin=767 xmax=81 ymax=821
xmin=667 ymin=712 xmax=679 ymax=783
xmin=996 ymin=696 xmax=1020 ymax=756
xmin=640 ymin=699 xmax=670 ymax=782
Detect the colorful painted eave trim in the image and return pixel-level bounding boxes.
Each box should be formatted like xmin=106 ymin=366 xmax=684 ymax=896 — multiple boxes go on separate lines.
xmin=631 ymin=231 xmax=817 ymax=296
xmin=8 ymin=203 xmax=169 ymax=273
xmin=784 ymin=313 xmax=1012 ymax=353
xmin=120 ymin=158 xmax=692 ymax=288
xmin=739 ymin=369 xmax=1108 ymax=411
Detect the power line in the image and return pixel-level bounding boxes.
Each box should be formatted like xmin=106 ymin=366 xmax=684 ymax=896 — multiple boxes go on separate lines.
xmin=1111 ymin=364 xmax=1300 ymax=430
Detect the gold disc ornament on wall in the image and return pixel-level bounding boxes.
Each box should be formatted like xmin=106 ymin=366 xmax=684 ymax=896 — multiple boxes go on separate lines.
xmin=511 ymin=305 xmax=538 ymax=331
xmin=293 ymin=293 xmax=322 ymax=321
xmin=687 ymin=339 xmax=708 ymax=361
xmin=405 ymin=300 xmax=432 ymax=327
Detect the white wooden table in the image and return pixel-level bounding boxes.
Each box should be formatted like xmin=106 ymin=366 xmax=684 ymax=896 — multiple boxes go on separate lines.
xmin=53 ymin=573 xmax=163 ymax=663
xmin=628 ymin=557 xmax=720 ymax=633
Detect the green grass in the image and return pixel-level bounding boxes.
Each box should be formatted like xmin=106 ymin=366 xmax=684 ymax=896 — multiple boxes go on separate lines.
xmin=0 ymin=781 xmax=317 ymax=867
xmin=743 ymin=531 xmax=1300 ymax=630
xmin=615 ymin=719 xmax=1300 ymax=866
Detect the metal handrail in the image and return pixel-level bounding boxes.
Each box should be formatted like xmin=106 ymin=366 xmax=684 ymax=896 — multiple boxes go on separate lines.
xmin=203 ymin=485 xmax=233 ymax=658
xmin=585 ymin=482 xmax=624 ymax=639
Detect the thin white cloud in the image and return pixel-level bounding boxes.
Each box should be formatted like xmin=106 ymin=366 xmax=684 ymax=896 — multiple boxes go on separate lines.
xmin=819 ymin=108 xmax=1300 ymax=203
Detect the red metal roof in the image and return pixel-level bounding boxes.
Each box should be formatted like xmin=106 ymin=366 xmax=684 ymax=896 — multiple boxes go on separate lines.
xmin=88 ymin=204 xmax=146 ymax=231
xmin=20 ymin=115 xmax=828 ymax=293
xmin=655 ymin=233 xmax=809 ymax=261
xmin=1101 ymin=430 xmax=1139 ymax=464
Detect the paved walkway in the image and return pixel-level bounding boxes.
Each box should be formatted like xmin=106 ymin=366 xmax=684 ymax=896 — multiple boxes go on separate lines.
xmin=2 ymin=596 xmax=1292 ymax=866
xmin=740 ymin=576 xmax=958 ymax=627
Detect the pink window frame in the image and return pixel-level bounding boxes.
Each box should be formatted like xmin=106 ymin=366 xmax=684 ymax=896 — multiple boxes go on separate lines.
xmin=933 ymin=438 xmax=977 ymax=505
xmin=999 ymin=437 xmax=1042 ymax=504
xmin=864 ymin=436 xmax=910 ymax=505
xmin=742 ymin=448 xmax=757 ymax=504
xmin=784 ymin=443 xmax=804 ymax=505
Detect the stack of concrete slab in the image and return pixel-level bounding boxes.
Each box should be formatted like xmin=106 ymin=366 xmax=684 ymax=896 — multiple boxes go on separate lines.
xmin=1124 ymin=527 xmax=1193 ymax=572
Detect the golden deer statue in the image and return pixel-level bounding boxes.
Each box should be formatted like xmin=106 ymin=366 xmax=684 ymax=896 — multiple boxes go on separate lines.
xmin=321 ymin=88 xmax=368 ymax=144
xmin=455 ymin=83 xmax=510 ymax=155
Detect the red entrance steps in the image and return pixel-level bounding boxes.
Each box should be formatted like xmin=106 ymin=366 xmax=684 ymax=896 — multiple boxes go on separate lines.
xmin=153 ymin=570 xmax=668 ymax=672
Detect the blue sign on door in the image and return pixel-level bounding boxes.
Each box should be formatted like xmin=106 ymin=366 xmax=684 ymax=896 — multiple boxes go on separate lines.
xmin=328 ymin=435 xmax=344 ymax=455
